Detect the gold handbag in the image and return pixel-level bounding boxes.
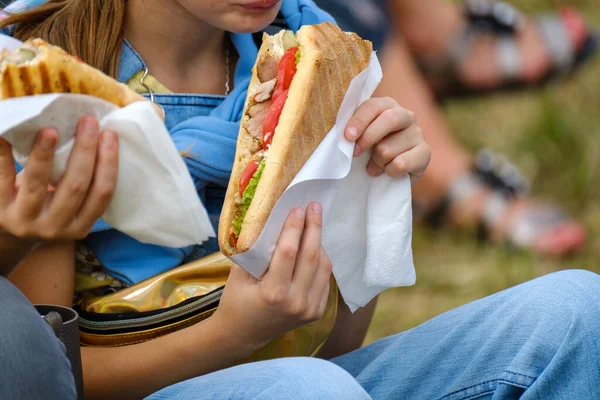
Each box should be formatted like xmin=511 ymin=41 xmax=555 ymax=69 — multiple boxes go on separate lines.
xmin=74 ymin=251 xmax=338 ymax=362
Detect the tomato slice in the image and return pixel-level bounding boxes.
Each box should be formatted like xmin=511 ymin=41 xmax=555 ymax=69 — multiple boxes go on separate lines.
xmin=230 ymin=232 xmax=238 ymax=247
xmin=262 ymin=89 xmax=288 ymax=150
xmin=239 ymin=159 xmax=260 ymax=196
xmin=272 ymin=47 xmax=298 ymax=104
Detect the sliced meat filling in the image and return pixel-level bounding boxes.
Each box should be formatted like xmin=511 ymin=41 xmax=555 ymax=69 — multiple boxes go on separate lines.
xmin=257 ymin=56 xmax=279 ymax=82
xmin=244 ymin=100 xmax=272 ymax=138
xmin=253 ymin=78 xmax=276 ymax=103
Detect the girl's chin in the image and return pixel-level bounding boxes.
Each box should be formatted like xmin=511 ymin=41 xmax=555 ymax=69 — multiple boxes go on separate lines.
xmin=224 ymin=8 xmax=280 ymax=33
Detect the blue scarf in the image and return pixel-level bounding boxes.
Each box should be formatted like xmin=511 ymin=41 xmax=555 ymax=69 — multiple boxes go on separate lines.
xmin=170 ymin=1 xmax=334 ymax=190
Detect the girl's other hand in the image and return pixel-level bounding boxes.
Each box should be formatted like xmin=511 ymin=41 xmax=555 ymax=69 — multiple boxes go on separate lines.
xmin=0 ymin=116 xmax=119 ymax=241
xmin=345 ymin=97 xmax=431 ymax=184
xmin=214 ymin=203 xmax=332 ymax=352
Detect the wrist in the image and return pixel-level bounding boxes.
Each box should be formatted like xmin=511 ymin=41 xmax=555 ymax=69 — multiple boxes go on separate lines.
xmin=0 ymin=228 xmax=40 ymax=247
xmin=206 ymin=310 xmax=265 ymax=358
xmin=0 ymin=230 xmax=41 ymax=276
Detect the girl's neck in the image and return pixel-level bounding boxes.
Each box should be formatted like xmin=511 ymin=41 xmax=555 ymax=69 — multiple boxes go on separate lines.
xmin=125 ymin=0 xmax=232 ymax=95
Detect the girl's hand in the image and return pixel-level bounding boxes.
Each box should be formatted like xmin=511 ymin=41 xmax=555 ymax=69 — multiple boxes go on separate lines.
xmin=0 ymin=116 xmax=119 ymax=241
xmin=345 ymin=97 xmax=431 ymax=184
xmin=213 ymin=203 xmax=332 ymax=352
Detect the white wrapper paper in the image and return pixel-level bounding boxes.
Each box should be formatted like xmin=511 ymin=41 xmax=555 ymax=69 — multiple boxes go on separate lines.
xmin=0 ymin=35 xmax=215 ymax=248
xmin=229 ymin=53 xmax=416 ymax=311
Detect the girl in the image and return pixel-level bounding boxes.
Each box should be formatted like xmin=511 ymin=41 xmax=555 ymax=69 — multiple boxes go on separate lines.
xmin=0 ymin=1 xmax=599 ymax=400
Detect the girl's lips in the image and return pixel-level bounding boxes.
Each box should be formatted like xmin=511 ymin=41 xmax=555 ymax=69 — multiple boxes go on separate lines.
xmin=237 ymin=0 xmax=280 ymax=11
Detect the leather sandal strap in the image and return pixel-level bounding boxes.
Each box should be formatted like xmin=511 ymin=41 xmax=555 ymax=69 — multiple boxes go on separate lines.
xmin=496 ymin=36 xmax=522 ymax=81
xmin=424 ymin=148 xmax=530 ymax=236
xmin=465 ymin=0 xmax=524 ymax=33
xmin=536 ymin=14 xmax=576 ymax=74
xmin=507 ymin=205 xmax=568 ymax=248
xmin=472 ymin=149 xmax=570 ymax=248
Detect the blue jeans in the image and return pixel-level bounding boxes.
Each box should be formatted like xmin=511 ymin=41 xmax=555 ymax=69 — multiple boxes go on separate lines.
xmin=0 ymin=277 xmax=76 ymax=400
xmin=147 ymin=270 xmax=600 ymax=399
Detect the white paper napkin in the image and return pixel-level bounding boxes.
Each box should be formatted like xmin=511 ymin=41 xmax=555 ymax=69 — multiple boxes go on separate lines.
xmin=0 ymin=35 xmax=215 ymax=248
xmin=229 ymin=52 xmax=416 ymax=312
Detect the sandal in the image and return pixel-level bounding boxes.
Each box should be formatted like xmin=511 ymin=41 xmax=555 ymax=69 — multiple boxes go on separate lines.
xmin=424 ymin=149 xmax=586 ymax=257
xmin=418 ymin=0 xmax=599 ymax=100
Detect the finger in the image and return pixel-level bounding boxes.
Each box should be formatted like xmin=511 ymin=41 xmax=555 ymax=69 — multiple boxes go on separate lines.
xmin=14 ymin=129 xmax=57 ymax=218
xmin=354 ymin=105 xmax=415 ymax=158
xmin=0 ymin=139 xmax=16 ymax=207
xmin=48 ymin=116 xmax=100 ymax=228
xmin=308 ymin=247 xmax=333 ymax=314
xmin=344 ymin=97 xmax=397 ymax=144
xmin=365 ymin=159 xmax=385 ymax=178
xmin=370 ymin=124 xmax=424 ymax=173
xmin=70 ymin=130 xmax=118 ymax=236
xmin=16 ymin=172 xmax=55 ymax=193
xmin=384 ymin=143 xmax=432 ymax=182
xmin=317 ymin=274 xmax=331 ymax=318
xmin=228 ymin=263 xmax=257 ymax=285
xmin=291 ymin=202 xmax=323 ymax=293
xmin=262 ymin=207 xmax=306 ymax=286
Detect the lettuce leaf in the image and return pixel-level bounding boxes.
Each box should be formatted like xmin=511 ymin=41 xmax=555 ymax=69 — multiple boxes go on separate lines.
xmin=233 ymin=158 xmax=267 ymax=237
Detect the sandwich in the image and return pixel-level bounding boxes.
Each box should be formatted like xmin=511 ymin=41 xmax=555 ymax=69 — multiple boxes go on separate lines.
xmin=0 ymin=38 xmax=162 ymax=116
xmin=219 ymin=22 xmax=372 ymax=256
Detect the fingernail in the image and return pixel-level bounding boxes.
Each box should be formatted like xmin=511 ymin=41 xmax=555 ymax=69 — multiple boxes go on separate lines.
xmin=346 ymin=126 xmax=358 ymax=139
xmin=353 ymin=144 xmax=363 ymax=157
xmin=102 ymin=131 xmax=115 ymax=148
xmin=294 ymin=208 xmax=305 ymax=218
xmin=81 ymin=116 xmax=98 ymax=137
xmin=39 ymin=132 xmax=56 ymax=150
xmin=311 ymin=203 xmax=322 ymax=214
xmin=366 ymin=164 xmax=378 ymax=177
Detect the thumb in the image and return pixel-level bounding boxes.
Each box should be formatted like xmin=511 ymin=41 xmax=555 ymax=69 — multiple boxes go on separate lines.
xmin=228 ymin=264 xmax=257 ymax=285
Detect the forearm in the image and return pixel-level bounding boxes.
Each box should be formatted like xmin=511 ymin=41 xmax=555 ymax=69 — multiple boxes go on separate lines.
xmin=317 ymin=293 xmax=378 ymax=359
xmin=10 ymin=239 xmax=258 ymax=399
xmin=83 ymin=315 xmax=256 ymax=400
xmin=8 ymin=240 xmax=74 ymax=305
xmin=0 ymin=230 xmax=39 ymax=277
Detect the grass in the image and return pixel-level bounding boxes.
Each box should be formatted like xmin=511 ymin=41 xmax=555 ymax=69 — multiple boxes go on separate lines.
xmin=365 ymin=1 xmax=600 ymax=344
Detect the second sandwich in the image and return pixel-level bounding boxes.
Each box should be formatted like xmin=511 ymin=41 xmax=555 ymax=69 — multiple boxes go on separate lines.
xmin=219 ymin=22 xmax=373 ymax=256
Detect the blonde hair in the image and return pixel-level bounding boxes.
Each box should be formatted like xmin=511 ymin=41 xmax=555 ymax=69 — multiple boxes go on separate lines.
xmin=0 ymin=0 xmax=126 ymax=78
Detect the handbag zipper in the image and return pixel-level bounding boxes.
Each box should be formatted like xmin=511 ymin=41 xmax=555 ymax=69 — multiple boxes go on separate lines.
xmin=78 ymin=287 xmax=223 ymax=331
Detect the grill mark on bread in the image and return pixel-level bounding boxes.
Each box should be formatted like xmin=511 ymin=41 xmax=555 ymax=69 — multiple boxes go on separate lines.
xmin=59 ymin=70 xmax=70 ymax=92
xmin=79 ymin=80 xmax=88 ymax=96
xmin=39 ymin=63 xmax=51 ymax=93
xmin=2 ymin=68 xmax=14 ymax=97
xmin=19 ymin=68 xmax=32 ymax=95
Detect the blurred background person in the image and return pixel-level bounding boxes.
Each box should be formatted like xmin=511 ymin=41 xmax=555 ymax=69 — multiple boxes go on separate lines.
xmin=316 ymin=0 xmax=597 ymax=257
xmin=1 ymin=0 xmax=594 ymax=256
xmin=313 ymin=0 xmax=600 ymax=344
